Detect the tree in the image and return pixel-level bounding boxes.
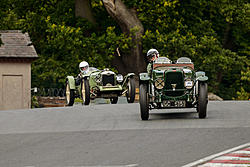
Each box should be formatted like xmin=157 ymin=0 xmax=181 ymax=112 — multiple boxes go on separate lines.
xmin=0 ymin=34 xmax=2 ymax=46
xmin=75 ymin=0 xmax=96 ymax=24
xmin=74 ymin=0 xmax=146 ymax=75
xmin=0 ymin=0 xmax=249 ymax=99
xmin=101 ymin=0 xmax=146 ymax=74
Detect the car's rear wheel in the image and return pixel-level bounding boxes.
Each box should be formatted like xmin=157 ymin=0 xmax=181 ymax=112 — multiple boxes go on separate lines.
xmin=110 ymin=97 xmax=118 ymax=104
xmin=65 ymin=81 xmax=74 ymax=106
xmin=126 ymin=77 xmax=136 ymax=103
xmin=139 ymin=84 xmax=149 ymax=120
xmin=197 ymin=82 xmax=208 ymax=118
xmin=81 ymin=79 xmax=90 ymax=105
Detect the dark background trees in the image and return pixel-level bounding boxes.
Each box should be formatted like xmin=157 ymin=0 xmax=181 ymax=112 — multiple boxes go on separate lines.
xmin=0 ymin=0 xmax=249 ymax=99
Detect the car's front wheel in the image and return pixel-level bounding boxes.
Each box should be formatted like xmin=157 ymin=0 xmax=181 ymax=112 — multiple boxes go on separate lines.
xmin=110 ymin=97 xmax=118 ymax=104
xmin=139 ymin=83 xmax=149 ymax=120
xmin=81 ymin=79 xmax=90 ymax=105
xmin=126 ymin=77 xmax=136 ymax=103
xmin=197 ymin=82 xmax=208 ymax=118
xmin=65 ymin=81 xmax=74 ymax=106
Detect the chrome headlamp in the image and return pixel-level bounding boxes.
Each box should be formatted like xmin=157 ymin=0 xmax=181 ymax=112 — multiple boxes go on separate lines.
xmin=184 ymin=80 xmax=193 ymax=89
xmin=155 ymin=78 xmax=165 ymax=89
xmin=116 ymin=74 xmax=123 ymax=83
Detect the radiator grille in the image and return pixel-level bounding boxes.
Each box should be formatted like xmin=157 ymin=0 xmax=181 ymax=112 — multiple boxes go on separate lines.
xmin=164 ymin=71 xmax=184 ymax=96
xmin=102 ymin=74 xmax=115 ymax=86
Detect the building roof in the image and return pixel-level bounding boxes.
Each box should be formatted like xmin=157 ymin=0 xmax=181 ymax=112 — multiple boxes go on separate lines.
xmin=0 ymin=30 xmax=38 ymax=59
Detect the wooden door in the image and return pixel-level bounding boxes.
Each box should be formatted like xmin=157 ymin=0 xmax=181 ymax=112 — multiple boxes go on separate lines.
xmin=2 ymin=75 xmax=23 ymax=110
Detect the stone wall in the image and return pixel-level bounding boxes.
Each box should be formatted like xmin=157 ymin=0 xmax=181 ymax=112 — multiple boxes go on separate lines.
xmin=37 ymin=97 xmax=66 ymax=107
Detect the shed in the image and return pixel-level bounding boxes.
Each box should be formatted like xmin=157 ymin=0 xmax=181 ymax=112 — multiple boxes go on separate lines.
xmin=0 ymin=30 xmax=38 ymax=110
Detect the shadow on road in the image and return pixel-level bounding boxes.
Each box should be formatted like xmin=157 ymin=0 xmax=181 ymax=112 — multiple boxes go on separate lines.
xmin=149 ymin=110 xmax=198 ymax=120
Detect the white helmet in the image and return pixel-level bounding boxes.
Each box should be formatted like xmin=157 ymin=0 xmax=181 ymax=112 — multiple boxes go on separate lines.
xmin=147 ymin=49 xmax=159 ymax=61
xmin=79 ymin=61 xmax=89 ymax=74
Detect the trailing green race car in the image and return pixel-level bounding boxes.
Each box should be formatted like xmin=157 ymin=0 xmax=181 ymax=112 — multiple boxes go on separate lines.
xmin=139 ymin=57 xmax=208 ymax=120
xmin=66 ymin=67 xmax=136 ymax=106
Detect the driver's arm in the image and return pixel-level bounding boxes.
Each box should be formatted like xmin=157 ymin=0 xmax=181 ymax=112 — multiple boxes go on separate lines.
xmin=147 ymin=63 xmax=153 ymax=74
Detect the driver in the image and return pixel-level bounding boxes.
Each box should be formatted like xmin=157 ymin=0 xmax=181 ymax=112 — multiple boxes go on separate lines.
xmin=79 ymin=61 xmax=89 ymax=75
xmin=76 ymin=61 xmax=89 ymax=85
xmin=146 ymin=49 xmax=159 ymax=100
xmin=146 ymin=48 xmax=159 ymax=74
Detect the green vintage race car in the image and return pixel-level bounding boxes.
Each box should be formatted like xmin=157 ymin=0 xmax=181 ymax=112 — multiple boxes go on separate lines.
xmin=65 ymin=67 xmax=136 ymax=106
xmin=139 ymin=57 xmax=208 ymax=120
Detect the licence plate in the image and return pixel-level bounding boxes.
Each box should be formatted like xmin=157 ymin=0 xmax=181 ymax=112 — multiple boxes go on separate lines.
xmin=162 ymin=100 xmax=186 ymax=107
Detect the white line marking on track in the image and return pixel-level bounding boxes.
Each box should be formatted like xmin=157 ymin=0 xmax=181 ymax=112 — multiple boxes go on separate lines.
xmin=182 ymin=142 xmax=250 ymax=167
xmin=234 ymin=150 xmax=250 ymax=154
xmin=197 ymin=163 xmax=250 ymax=167
xmin=66 ymin=164 xmax=138 ymax=167
xmin=214 ymin=156 xmax=250 ymax=161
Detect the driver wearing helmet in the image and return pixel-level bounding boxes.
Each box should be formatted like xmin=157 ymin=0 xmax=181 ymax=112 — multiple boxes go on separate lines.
xmin=76 ymin=61 xmax=89 ymax=85
xmin=79 ymin=61 xmax=89 ymax=75
xmin=146 ymin=48 xmax=159 ymax=74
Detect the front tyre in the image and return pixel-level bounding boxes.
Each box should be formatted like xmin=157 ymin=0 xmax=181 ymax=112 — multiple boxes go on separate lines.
xmin=126 ymin=77 xmax=136 ymax=103
xmin=65 ymin=81 xmax=74 ymax=106
xmin=139 ymin=84 xmax=149 ymax=120
xmin=81 ymin=79 xmax=90 ymax=105
xmin=197 ymin=82 xmax=208 ymax=118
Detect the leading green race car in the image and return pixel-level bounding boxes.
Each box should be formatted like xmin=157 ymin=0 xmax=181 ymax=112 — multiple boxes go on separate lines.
xmin=65 ymin=68 xmax=136 ymax=106
xmin=139 ymin=57 xmax=208 ymax=120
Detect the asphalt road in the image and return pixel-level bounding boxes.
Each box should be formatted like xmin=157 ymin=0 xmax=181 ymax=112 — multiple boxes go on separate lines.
xmin=0 ymin=101 xmax=249 ymax=167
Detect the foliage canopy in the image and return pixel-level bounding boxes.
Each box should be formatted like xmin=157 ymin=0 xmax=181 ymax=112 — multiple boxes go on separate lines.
xmin=0 ymin=0 xmax=249 ymax=99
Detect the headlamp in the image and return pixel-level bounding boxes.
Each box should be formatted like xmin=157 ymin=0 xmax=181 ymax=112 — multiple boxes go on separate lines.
xmin=184 ymin=80 xmax=193 ymax=89
xmin=155 ymin=78 xmax=164 ymax=89
xmin=116 ymin=74 xmax=123 ymax=83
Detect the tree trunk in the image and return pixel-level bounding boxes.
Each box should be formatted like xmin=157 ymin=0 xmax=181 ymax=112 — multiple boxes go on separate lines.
xmin=215 ymin=71 xmax=223 ymax=92
xmin=223 ymin=23 xmax=235 ymax=50
xmin=102 ymin=0 xmax=146 ymax=74
xmin=75 ymin=0 xmax=96 ymax=24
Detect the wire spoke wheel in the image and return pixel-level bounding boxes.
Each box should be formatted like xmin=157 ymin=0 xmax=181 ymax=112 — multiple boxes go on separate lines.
xmin=81 ymin=80 xmax=86 ymax=102
xmin=81 ymin=79 xmax=90 ymax=105
xmin=66 ymin=84 xmax=70 ymax=103
xmin=65 ymin=81 xmax=74 ymax=106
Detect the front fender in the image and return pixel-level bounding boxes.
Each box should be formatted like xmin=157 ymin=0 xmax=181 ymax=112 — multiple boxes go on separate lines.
xmin=139 ymin=73 xmax=150 ymax=85
xmin=66 ymin=76 xmax=76 ymax=89
xmin=139 ymin=73 xmax=150 ymax=81
xmin=196 ymin=71 xmax=208 ymax=82
xmin=122 ymin=73 xmax=135 ymax=88
xmin=126 ymin=73 xmax=135 ymax=78
xmin=197 ymin=76 xmax=208 ymax=82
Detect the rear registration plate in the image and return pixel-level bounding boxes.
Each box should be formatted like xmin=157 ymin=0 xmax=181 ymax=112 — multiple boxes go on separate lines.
xmin=162 ymin=100 xmax=186 ymax=107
